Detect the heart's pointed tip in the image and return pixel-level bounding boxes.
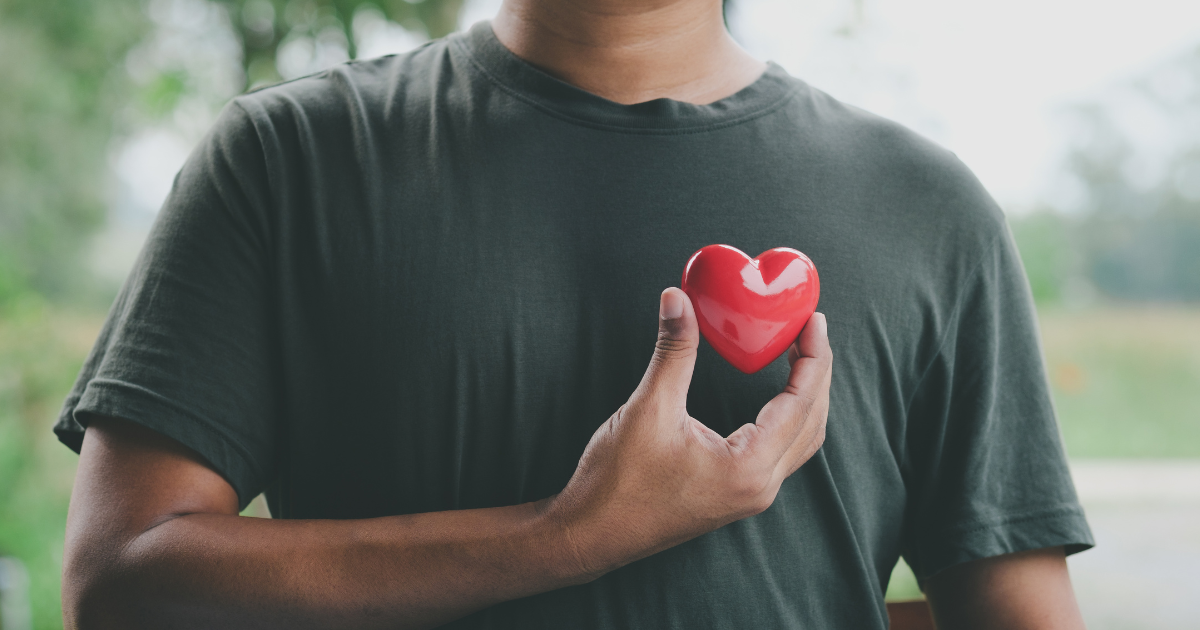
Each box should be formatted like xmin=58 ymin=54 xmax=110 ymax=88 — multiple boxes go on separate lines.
xmin=734 ymin=355 xmax=782 ymax=374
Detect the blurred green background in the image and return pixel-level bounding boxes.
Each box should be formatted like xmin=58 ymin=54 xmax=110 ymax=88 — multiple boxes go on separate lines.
xmin=1 ymin=0 xmax=1199 ymax=627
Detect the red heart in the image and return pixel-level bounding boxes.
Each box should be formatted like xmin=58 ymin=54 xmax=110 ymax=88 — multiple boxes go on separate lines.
xmin=681 ymin=245 xmax=820 ymax=374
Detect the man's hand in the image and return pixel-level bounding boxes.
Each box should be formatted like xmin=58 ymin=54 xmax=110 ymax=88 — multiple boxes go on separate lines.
xmin=63 ymin=287 xmax=831 ymax=629
xmin=545 ymin=287 xmax=831 ymax=577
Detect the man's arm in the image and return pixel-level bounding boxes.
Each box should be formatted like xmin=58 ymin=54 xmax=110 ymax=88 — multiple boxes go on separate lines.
xmin=65 ymin=415 xmax=577 ymax=630
xmin=925 ymin=546 xmax=1087 ymax=630
xmin=63 ymin=289 xmax=832 ymax=629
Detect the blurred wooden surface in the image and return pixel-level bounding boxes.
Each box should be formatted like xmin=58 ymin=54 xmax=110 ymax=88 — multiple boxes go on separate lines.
xmin=887 ymin=600 xmax=935 ymax=630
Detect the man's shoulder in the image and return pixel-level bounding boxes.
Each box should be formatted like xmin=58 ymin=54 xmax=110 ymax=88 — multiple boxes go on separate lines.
xmin=228 ymin=36 xmax=461 ymax=134
xmin=781 ymin=79 xmax=1007 ymax=243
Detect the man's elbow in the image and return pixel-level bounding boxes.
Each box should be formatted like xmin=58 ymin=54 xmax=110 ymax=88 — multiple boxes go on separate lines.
xmin=62 ymin=535 xmax=143 ymax=630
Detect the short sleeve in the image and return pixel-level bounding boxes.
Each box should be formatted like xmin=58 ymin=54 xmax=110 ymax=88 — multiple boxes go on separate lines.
xmin=55 ymin=100 xmax=277 ymax=509
xmin=900 ymin=224 xmax=1094 ymax=583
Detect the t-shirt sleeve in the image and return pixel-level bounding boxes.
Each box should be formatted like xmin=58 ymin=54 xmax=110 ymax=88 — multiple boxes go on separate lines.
xmin=55 ymin=100 xmax=277 ymax=509
xmin=900 ymin=224 xmax=1094 ymax=583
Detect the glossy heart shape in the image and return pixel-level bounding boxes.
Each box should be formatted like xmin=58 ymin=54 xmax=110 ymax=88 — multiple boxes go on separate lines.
xmin=681 ymin=245 xmax=820 ymax=374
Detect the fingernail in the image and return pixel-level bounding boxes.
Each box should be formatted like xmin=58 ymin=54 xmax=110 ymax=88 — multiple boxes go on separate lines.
xmin=816 ymin=312 xmax=828 ymax=336
xmin=661 ymin=289 xmax=684 ymax=320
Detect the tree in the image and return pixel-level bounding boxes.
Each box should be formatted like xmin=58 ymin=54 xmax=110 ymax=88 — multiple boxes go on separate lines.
xmin=216 ymin=0 xmax=464 ymax=88
xmin=0 ymin=0 xmax=475 ymax=308
xmin=0 ymin=0 xmax=150 ymax=305
xmin=1011 ymin=43 xmax=1200 ymax=305
xmin=1065 ymin=45 xmax=1200 ymax=302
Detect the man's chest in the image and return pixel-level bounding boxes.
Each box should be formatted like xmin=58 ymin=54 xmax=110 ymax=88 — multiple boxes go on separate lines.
xmin=268 ymin=131 xmax=930 ymax=518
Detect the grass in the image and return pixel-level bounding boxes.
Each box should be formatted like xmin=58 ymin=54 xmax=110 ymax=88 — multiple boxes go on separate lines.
xmin=2 ymin=304 xmax=1197 ymax=623
xmin=885 ymin=305 xmax=1200 ymax=602
xmin=0 ymin=300 xmax=103 ymax=630
xmin=886 ymin=559 xmax=922 ymax=601
xmin=1039 ymin=306 xmax=1200 ymax=458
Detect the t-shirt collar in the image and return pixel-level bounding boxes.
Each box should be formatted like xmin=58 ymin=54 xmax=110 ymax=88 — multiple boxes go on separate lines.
xmin=453 ymin=20 xmax=799 ymax=133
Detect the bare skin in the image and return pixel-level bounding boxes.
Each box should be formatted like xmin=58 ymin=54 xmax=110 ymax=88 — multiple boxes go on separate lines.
xmin=491 ymin=0 xmax=766 ymax=104
xmin=65 ymin=1 xmax=1090 ymax=627
xmin=64 ymin=290 xmax=832 ymax=628
xmin=926 ymin=546 xmax=1088 ymax=629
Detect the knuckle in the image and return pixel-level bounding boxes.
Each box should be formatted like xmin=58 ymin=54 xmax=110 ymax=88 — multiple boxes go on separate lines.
xmin=654 ymin=333 xmax=696 ymax=355
xmin=815 ymin=348 xmax=834 ymax=370
xmin=726 ymin=467 xmax=774 ymax=511
xmin=804 ymin=426 xmax=827 ymax=457
xmin=747 ymin=487 xmax=777 ymax=516
xmin=657 ymin=316 xmax=694 ymax=344
xmin=732 ymin=478 xmax=760 ymax=502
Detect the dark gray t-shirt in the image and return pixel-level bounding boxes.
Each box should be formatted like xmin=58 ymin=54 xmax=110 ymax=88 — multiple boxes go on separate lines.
xmin=57 ymin=21 xmax=1092 ymax=629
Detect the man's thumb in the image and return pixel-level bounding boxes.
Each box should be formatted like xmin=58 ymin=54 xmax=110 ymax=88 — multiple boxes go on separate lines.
xmin=637 ymin=287 xmax=700 ymax=404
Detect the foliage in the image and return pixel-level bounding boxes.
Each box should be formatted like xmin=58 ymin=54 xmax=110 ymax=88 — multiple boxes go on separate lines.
xmin=1009 ymin=210 xmax=1077 ymax=305
xmin=1012 ymin=44 xmax=1200 ymax=305
xmin=0 ymin=305 xmax=103 ymax=630
xmin=0 ymin=0 xmax=149 ymax=305
xmin=1041 ymin=307 xmax=1200 ymax=458
xmin=216 ymin=0 xmax=464 ymax=87
xmin=886 ymin=558 xmax=921 ymax=601
xmin=0 ymin=0 xmax=471 ymax=311
xmin=2 ymin=1 xmax=1197 ymax=625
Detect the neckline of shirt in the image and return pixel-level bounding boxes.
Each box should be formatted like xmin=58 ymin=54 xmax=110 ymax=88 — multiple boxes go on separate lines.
xmin=453 ymin=21 xmax=801 ymax=134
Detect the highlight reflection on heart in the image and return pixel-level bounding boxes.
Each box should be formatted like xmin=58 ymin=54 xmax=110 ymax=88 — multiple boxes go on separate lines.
xmin=681 ymin=245 xmax=820 ymax=374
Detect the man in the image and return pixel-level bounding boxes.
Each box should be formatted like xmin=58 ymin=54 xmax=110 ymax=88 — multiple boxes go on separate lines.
xmin=55 ymin=0 xmax=1093 ymax=627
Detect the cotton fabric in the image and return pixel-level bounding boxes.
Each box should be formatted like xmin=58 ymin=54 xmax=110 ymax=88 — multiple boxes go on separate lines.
xmin=57 ymin=21 xmax=1092 ymax=629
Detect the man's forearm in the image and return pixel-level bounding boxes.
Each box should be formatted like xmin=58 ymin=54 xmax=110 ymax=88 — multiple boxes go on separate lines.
xmin=66 ymin=301 xmax=832 ymax=629
xmin=71 ymin=500 xmax=586 ymax=630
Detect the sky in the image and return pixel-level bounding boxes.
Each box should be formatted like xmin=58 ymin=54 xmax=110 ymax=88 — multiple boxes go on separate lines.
xmin=729 ymin=0 xmax=1200 ymax=210
xmin=107 ymin=0 xmax=1200 ymax=269
xmin=468 ymin=0 xmax=1200 ymax=210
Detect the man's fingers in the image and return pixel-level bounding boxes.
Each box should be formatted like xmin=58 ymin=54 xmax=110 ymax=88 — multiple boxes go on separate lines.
xmin=770 ymin=312 xmax=832 ymax=424
xmin=785 ymin=310 xmax=827 ymax=365
xmin=792 ymin=312 xmax=831 ymax=369
xmin=729 ymin=313 xmax=832 ymax=466
xmin=772 ymin=387 xmax=828 ymax=481
xmin=632 ymin=288 xmax=700 ymax=409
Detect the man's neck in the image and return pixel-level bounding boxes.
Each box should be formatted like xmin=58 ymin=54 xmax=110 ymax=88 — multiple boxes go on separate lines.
xmin=490 ymin=0 xmax=767 ymax=105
